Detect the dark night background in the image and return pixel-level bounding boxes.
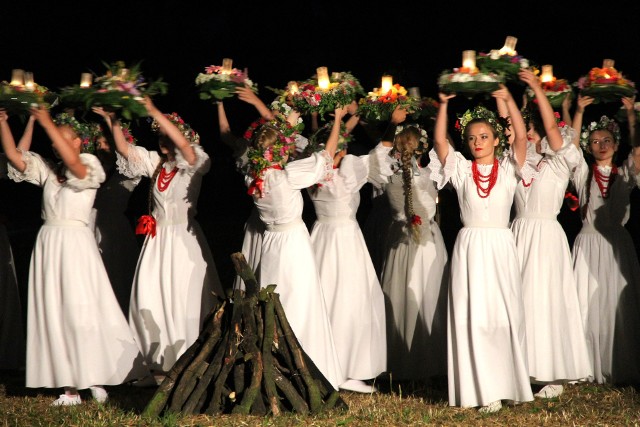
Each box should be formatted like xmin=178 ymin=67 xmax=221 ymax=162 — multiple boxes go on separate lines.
xmin=2 ymin=1 xmax=640 ymax=290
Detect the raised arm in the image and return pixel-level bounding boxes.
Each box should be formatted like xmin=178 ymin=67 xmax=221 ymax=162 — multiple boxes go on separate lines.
xmin=561 ymin=93 xmax=573 ymax=127
xmin=0 ymin=109 xmax=26 ymax=172
xmin=571 ymin=95 xmax=594 ymax=149
xmin=493 ymin=85 xmax=526 ymax=167
xmin=92 ymin=106 xmax=131 ymax=157
xmin=139 ymin=96 xmax=197 ymax=165
xmin=380 ymin=106 xmax=408 ymax=148
xmin=433 ymin=92 xmax=456 ymax=164
xmin=236 ymin=86 xmax=275 ymax=120
xmin=622 ymin=96 xmax=637 ymax=143
xmin=323 ymin=105 xmax=349 ymax=158
xmin=30 ymin=106 xmax=87 ymax=179
xmin=345 ymin=100 xmax=360 ymax=133
xmin=519 ymin=68 xmax=563 ymax=152
xmin=16 ymin=115 xmax=36 ymax=152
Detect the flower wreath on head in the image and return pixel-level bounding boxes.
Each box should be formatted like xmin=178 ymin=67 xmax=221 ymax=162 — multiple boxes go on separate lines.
xmin=245 ymin=115 xmax=301 ymax=179
xmin=389 ymin=124 xmax=429 ymax=163
xmin=53 ymin=112 xmax=100 ymax=154
xmin=120 ymin=122 xmax=137 ymax=145
xmin=151 ymin=112 xmax=200 ymax=145
xmin=303 ymin=121 xmax=353 ymax=157
xmin=579 ymin=115 xmax=621 ymax=152
xmin=455 ymin=105 xmax=510 ymax=156
xmin=269 ymin=99 xmax=305 ymax=133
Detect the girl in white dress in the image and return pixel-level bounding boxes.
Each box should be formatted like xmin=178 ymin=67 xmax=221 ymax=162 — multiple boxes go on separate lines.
xmin=570 ymin=94 xmax=640 ymax=385
xmin=377 ymin=113 xmax=449 ymax=384
xmin=0 ymin=106 xmax=149 ymax=405
xmin=245 ymin=106 xmax=347 ymax=390
xmin=511 ymin=69 xmax=592 ymax=398
xmin=428 ymin=87 xmax=533 ymax=413
xmin=306 ymin=119 xmax=386 ymax=393
xmin=113 ymin=97 xmax=224 ymax=379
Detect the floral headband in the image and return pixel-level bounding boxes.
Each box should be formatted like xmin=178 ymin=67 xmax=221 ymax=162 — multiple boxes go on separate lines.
xmin=151 ymin=112 xmax=200 ymax=145
xmin=246 ymin=115 xmax=301 ymax=175
xmin=120 ymin=122 xmax=137 ymax=145
xmin=579 ymin=115 xmax=621 ymax=152
xmin=455 ymin=105 xmax=510 ymax=156
xmin=304 ymin=121 xmax=353 ymax=156
xmin=53 ymin=112 xmax=100 ymax=154
xmin=389 ymin=123 xmax=429 ymax=160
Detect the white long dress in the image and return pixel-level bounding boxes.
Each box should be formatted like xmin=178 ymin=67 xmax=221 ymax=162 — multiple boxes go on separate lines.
xmin=119 ymin=144 xmax=223 ymax=373
xmin=248 ymin=151 xmax=345 ymax=390
xmin=511 ymin=131 xmax=592 ymax=384
xmin=428 ymin=145 xmax=533 ymax=407
xmin=571 ymin=152 xmax=640 ymax=385
xmin=8 ymin=151 xmax=148 ymax=389
xmin=93 ymin=168 xmax=140 ymax=316
xmin=308 ymin=154 xmax=386 ymax=382
xmin=380 ymin=157 xmax=449 ymax=381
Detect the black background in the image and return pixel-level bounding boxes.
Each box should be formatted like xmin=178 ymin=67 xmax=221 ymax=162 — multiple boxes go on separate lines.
xmin=2 ymin=1 xmax=640 ymax=286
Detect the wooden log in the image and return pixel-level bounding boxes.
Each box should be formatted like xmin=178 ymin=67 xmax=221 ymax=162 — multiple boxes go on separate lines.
xmin=261 ymin=291 xmax=281 ymax=415
xmin=273 ymin=366 xmax=309 ymax=414
xmin=143 ymin=301 xmax=226 ymax=418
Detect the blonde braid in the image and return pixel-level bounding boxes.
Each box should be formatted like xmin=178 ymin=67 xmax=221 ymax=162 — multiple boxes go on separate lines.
xmin=400 ymin=144 xmax=420 ymax=243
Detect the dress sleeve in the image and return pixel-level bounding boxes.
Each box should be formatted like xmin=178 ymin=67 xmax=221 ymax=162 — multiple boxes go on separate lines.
xmin=285 ymin=150 xmax=334 ymax=190
xmin=64 ymin=153 xmax=106 ymax=190
xmin=7 ymin=150 xmax=49 ymax=186
xmin=338 ymin=154 xmax=369 ymax=192
xmin=116 ymin=145 xmax=160 ymax=178
xmin=427 ymin=142 xmax=460 ymax=190
xmin=367 ymin=142 xmax=394 ymax=189
xmin=542 ymin=126 xmax=582 ymax=171
xmin=175 ymin=144 xmax=211 ymax=175
xmin=620 ymin=151 xmax=640 ymax=190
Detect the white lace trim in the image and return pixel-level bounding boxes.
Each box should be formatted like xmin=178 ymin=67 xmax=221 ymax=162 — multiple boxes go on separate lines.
xmin=116 ymin=146 xmax=147 ymax=178
xmin=7 ymin=150 xmax=39 ymax=182
xmin=318 ymin=150 xmax=336 ymax=184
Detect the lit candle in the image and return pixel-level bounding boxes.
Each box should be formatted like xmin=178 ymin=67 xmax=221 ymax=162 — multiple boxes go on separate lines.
xmin=331 ymin=72 xmax=342 ymax=81
xmin=490 ymin=49 xmax=501 ymax=60
xmin=499 ymin=36 xmax=518 ymax=55
xmin=80 ymin=72 xmax=93 ymax=88
xmin=408 ymin=87 xmax=421 ymax=99
xmin=540 ymin=65 xmax=554 ymax=83
xmin=602 ymin=58 xmax=615 ymax=69
xmin=380 ymin=75 xmax=393 ymax=94
xmin=288 ymin=81 xmax=299 ymax=95
xmin=462 ymin=50 xmax=476 ymax=71
xmin=316 ymin=66 xmax=330 ymax=90
xmin=24 ymin=72 xmax=35 ymax=92
xmin=221 ymin=58 xmax=233 ymax=74
xmin=10 ymin=69 xmax=24 ymax=86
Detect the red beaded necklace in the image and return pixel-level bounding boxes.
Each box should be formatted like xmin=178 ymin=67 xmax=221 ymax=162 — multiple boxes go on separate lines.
xmin=157 ymin=166 xmax=178 ymax=192
xmin=592 ymin=163 xmax=617 ymax=199
xmin=472 ymin=158 xmax=499 ymax=198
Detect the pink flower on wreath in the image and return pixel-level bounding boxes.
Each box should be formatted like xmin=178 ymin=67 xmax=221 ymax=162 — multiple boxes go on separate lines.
xmin=264 ymin=148 xmax=273 ymax=162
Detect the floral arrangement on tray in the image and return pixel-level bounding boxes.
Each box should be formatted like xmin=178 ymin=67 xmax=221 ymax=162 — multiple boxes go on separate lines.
xmin=59 ymin=61 xmax=168 ymax=120
xmin=474 ymin=36 xmax=532 ymax=82
xmin=195 ymin=58 xmax=257 ymax=102
xmin=526 ymin=71 xmax=573 ymax=108
xmin=437 ymin=68 xmax=504 ymax=97
xmin=410 ymin=96 xmax=439 ymax=122
xmin=289 ymin=69 xmax=365 ymax=119
xmin=574 ymin=63 xmax=636 ymax=103
xmin=0 ymin=78 xmax=57 ymax=114
xmin=357 ymin=82 xmax=421 ymax=122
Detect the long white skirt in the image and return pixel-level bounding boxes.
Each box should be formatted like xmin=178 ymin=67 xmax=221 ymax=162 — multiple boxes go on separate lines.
xmin=27 ymin=223 xmax=148 ymax=389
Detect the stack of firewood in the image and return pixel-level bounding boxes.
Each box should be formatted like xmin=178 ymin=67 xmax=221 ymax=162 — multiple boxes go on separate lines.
xmin=143 ymin=253 xmax=348 ymax=417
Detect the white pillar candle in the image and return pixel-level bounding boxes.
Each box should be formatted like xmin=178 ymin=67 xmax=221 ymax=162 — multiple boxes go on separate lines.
xmin=317 ymin=66 xmax=330 ymax=90
xmin=80 ymin=72 xmax=93 ymax=88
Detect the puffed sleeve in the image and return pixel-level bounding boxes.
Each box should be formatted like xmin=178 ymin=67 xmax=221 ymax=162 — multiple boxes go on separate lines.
xmin=338 ymin=154 xmax=368 ymax=193
xmin=175 ymin=144 xmax=210 ymax=175
xmin=367 ymin=142 xmax=394 ymax=189
xmin=427 ymin=142 xmax=462 ymax=190
xmin=620 ymin=150 xmax=640 ymax=190
xmin=542 ymin=126 xmax=582 ymax=172
xmin=285 ymin=150 xmax=334 ymax=190
xmin=7 ymin=150 xmax=50 ymax=187
xmin=116 ymin=145 xmax=161 ymax=178
xmin=65 ymin=153 xmax=106 ymax=190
